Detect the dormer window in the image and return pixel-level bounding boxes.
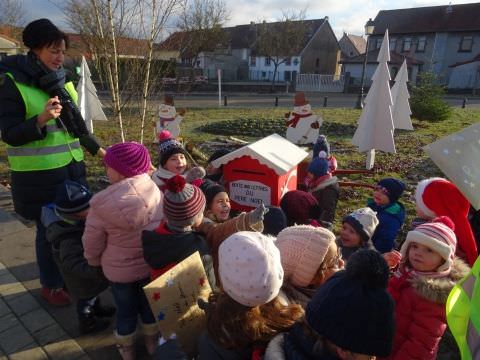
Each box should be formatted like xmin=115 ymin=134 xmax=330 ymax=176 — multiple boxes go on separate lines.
xmin=402 ymin=37 xmax=412 ymax=52
xmin=416 ymin=36 xmax=426 ymax=52
xmin=459 ymin=35 xmax=473 ymax=52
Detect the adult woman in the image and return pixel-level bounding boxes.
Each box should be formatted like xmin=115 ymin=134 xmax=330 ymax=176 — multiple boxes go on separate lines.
xmin=0 ymin=19 xmax=105 ymax=306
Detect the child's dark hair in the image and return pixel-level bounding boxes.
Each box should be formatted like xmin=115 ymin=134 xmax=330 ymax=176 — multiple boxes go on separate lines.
xmin=205 ymin=291 xmax=304 ymax=350
xmin=23 ymin=19 xmax=69 ymax=50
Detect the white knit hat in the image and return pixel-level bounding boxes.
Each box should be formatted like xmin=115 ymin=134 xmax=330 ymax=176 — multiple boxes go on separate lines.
xmin=218 ymin=231 xmax=283 ymax=307
xmin=276 ymin=225 xmax=336 ymax=287
xmin=343 ymin=207 xmax=379 ymax=241
xmin=400 ymin=216 xmax=457 ymax=273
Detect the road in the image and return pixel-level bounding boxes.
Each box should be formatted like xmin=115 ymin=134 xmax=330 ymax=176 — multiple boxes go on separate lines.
xmin=99 ymin=91 xmax=480 ymax=109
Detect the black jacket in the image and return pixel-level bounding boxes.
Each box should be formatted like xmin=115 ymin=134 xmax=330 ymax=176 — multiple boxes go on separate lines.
xmin=42 ymin=206 xmax=109 ymax=299
xmin=142 ymin=226 xmax=216 ymax=289
xmin=0 ymin=55 xmax=101 ymax=220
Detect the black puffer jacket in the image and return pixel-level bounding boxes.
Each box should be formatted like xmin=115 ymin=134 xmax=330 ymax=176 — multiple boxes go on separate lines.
xmin=42 ymin=206 xmax=109 ymax=299
xmin=0 ymin=55 xmax=100 ymax=220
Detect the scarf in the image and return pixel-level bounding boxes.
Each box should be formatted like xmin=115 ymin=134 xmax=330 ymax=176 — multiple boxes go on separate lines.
xmin=286 ymin=112 xmax=313 ymax=128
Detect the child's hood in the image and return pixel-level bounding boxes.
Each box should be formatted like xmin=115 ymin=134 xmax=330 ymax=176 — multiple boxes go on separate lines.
xmin=411 ymin=258 xmax=470 ymax=304
xmin=90 ymin=173 xmax=163 ymax=229
xmin=368 ymin=199 xmax=405 ymax=221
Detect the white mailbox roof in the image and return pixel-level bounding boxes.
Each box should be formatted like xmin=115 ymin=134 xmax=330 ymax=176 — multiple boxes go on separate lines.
xmin=211 ymin=134 xmax=309 ymax=176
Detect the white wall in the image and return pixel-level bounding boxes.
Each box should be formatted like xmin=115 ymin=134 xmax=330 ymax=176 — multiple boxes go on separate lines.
xmin=448 ymin=61 xmax=480 ymax=89
xmin=248 ymin=55 xmax=301 ymax=81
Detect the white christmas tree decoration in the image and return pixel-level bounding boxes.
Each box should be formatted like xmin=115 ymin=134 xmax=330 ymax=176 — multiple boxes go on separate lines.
xmin=76 ymin=56 xmax=107 ymax=133
xmin=352 ymin=29 xmax=395 ymax=169
xmin=391 ymin=59 xmax=413 ymax=130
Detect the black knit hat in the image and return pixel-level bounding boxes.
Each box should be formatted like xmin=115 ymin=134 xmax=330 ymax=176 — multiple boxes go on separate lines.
xmin=377 ymin=178 xmax=406 ymax=203
xmin=54 ymin=180 xmax=92 ymax=215
xmin=306 ymin=250 xmax=394 ymax=357
xmin=158 ymin=136 xmax=187 ymax=167
xmin=23 ymin=19 xmax=68 ymax=50
xmin=262 ymin=206 xmax=287 ymax=236
xmin=199 ymin=179 xmax=227 ymax=209
xmin=207 ymin=148 xmax=231 ymax=164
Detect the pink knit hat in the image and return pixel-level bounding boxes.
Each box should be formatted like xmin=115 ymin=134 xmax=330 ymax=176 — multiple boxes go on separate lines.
xmin=104 ymin=142 xmax=151 ymax=178
xmin=401 ymin=216 xmax=457 ymax=273
xmin=276 ymin=225 xmax=336 ymax=287
xmin=219 ymin=231 xmax=283 ymax=307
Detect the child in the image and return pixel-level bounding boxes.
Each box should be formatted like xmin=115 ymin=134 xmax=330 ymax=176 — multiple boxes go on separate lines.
xmin=142 ymin=175 xmax=215 ymax=287
xmin=264 ymin=250 xmax=395 ymax=359
xmin=198 ymin=231 xmax=304 ymax=359
xmin=205 ymin=148 xmax=230 ymax=183
xmin=275 ymin=225 xmax=342 ymax=307
xmin=304 ymin=157 xmax=339 ymax=225
xmin=280 ymin=190 xmax=325 ymax=228
xmin=415 ymin=177 xmax=478 ymax=267
xmin=151 ymin=130 xmax=204 ymax=191
xmin=338 ymin=207 xmax=378 ymax=261
xmin=368 ymin=178 xmax=406 ymax=253
xmin=195 ymin=179 xmax=267 ymax=279
xmin=385 ymin=217 xmax=470 ymax=360
xmin=313 ymin=134 xmax=337 ymax=173
xmin=82 ymin=142 xmax=164 ymax=359
xmin=41 ymin=180 xmax=115 ymax=334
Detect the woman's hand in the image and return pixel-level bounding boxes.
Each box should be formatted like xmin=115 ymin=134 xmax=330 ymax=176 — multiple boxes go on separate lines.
xmin=37 ymin=96 xmax=62 ymax=127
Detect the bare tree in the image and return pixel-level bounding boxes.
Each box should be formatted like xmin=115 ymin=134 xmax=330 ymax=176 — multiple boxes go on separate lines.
xmin=0 ymin=0 xmax=26 ymax=26
xmin=256 ymin=10 xmax=307 ymax=92
xmin=176 ymin=0 xmax=229 ymax=78
xmin=60 ymin=0 xmax=180 ymax=143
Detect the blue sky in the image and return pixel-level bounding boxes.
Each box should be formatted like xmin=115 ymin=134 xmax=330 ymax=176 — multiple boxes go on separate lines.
xmin=21 ymin=0 xmax=480 ymax=39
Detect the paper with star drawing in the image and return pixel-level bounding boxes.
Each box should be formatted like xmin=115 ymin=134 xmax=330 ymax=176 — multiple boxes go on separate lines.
xmin=424 ymin=122 xmax=480 ymax=210
xmin=143 ymin=251 xmax=212 ymax=355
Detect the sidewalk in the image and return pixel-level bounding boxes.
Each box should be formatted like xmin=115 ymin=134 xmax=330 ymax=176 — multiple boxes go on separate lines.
xmin=0 ymin=185 xmax=125 ymax=359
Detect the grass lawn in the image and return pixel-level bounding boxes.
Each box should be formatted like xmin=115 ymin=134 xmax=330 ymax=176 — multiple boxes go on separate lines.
xmin=1 ymin=107 xmax=480 ymax=235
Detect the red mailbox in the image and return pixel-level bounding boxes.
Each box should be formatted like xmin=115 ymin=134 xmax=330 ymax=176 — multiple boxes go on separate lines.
xmin=211 ymin=134 xmax=308 ymax=212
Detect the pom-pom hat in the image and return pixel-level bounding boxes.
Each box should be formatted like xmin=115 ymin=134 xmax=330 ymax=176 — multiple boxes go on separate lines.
xmin=104 ymin=142 xmax=151 ymax=178
xmin=158 ymin=131 xmax=187 ymax=167
xmin=415 ymin=177 xmax=477 ymax=266
xmin=306 ymin=250 xmax=394 ymax=357
xmin=164 ymin=175 xmax=206 ymax=227
xmin=401 ymin=216 xmax=457 ymax=273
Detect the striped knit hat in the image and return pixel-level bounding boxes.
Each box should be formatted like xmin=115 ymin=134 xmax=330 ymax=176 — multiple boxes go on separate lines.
xmin=276 ymin=225 xmax=336 ymax=287
xmin=164 ymin=175 xmax=206 ymax=228
xmin=401 ymin=216 xmax=457 ymax=273
xmin=104 ymin=142 xmax=151 ymax=178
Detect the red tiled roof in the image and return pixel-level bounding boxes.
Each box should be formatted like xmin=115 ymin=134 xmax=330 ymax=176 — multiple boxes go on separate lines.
xmin=347 ymin=34 xmax=366 ymax=54
xmin=372 ymin=3 xmax=480 ymax=35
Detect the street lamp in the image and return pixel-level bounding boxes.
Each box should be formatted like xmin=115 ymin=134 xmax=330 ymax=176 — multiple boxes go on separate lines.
xmin=356 ymin=18 xmax=375 ymax=109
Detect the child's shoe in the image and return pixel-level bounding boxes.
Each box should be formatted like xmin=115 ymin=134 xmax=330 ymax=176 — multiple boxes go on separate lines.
xmin=92 ymin=298 xmax=116 ymax=318
xmin=40 ymin=287 xmax=72 ymax=306
xmin=78 ymin=309 xmax=110 ymax=334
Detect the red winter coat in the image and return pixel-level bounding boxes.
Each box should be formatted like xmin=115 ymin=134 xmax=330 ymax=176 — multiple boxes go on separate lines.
xmin=383 ymin=259 xmax=469 ymax=360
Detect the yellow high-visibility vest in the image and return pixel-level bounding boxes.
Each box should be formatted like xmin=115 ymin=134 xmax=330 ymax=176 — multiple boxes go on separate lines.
xmin=5 ymin=72 xmax=84 ymax=171
xmin=447 ymin=257 xmax=480 ymax=360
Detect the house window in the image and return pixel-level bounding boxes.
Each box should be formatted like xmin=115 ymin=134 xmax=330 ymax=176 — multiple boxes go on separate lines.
xmin=315 ymin=58 xmax=320 ymax=67
xmin=250 ymin=56 xmax=256 ymax=66
xmin=375 ymin=38 xmax=383 ymax=49
xmin=459 ymin=35 xmax=473 ymax=52
xmin=261 ymin=71 xmax=266 ymax=79
xmin=402 ymin=37 xmax=412 ymax=52
xmin=284 ymin=57 xmax=291 ymax=65
xmin=416 ymin=36 xmax=426 ymax=52
xmin=284 ymin=71 xmax=291 ymax=81
xmin=389 ymin=38 xmax=397 ymax=51
xmin=293 ymin=57 xmax=299 ymax=66
xmin=265 ymin=57 xmax=271 ymax=66
xmin=196 ymin=60 xmax=201 ymax=67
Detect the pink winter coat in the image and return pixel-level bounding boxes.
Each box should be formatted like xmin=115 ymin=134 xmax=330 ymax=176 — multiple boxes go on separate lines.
xmin=382 ymin=258 xmax=469 ymax=360
xmin=83 ymin=173 xmax=164 ymax=283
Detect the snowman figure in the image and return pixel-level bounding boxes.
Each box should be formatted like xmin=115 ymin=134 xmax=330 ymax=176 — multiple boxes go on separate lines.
xmin=285 ymin=92 xmax=322 ymax=145
xmin=154 ymin=94 xmax=185 ymax=141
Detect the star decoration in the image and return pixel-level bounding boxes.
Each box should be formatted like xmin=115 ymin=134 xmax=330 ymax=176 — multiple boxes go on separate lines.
xmin=157 ymin=311 xmax=166 ymax=321
xmin=166 ymin=278 xmax=174 ymax=287
xmin=152 ymin=292 xmax=161 ymax=301
xmin=199 ymin=277 xmax=206 ymax=286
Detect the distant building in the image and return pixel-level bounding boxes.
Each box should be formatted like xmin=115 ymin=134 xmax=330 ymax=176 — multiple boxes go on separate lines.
xmin=355 ymin=3 xmax=480 ymax=89
xmin=339 ymin=33 xmax=366 ymax=58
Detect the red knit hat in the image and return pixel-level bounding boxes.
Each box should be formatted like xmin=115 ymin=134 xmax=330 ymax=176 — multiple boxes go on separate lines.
xmin=104 ymin=142 xmax=151 ymax=178
xmin=401 ymin=216 xmax=457 ymax=273
xmin=280 ymin=190 xmax=321 ymax=226
xmin=415 ymin=177 xmax=478 ymax=266
xmin=164 ymin=175 xmax=206 ymax=227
